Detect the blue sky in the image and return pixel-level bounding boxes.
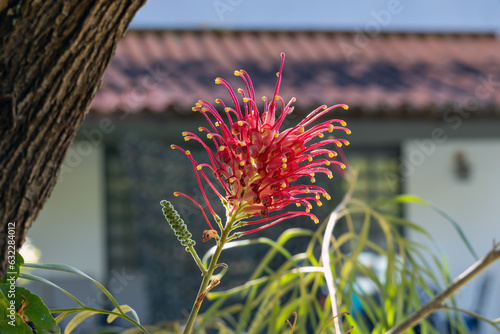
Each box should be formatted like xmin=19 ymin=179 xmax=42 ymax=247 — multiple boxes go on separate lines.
xmin=131 ymin=0 xmax=500 ymax=33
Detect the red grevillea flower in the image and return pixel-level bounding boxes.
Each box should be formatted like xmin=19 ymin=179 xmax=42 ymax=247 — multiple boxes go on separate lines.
xmin=172 ymin=53 xmax=350 ymax=235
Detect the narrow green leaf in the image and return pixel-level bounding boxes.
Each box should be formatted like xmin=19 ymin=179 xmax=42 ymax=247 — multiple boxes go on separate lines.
xmin=64 ymin=311 xmax=97 ymax=334
xmin=21 ymin=263 xmax=128 ymax=320
xmin=19 ymin=273 xmax=85 ymax=307
xmin=371 ymin=195 xmax=427 ymax=207
xmin=107 ymin=304 xmax=137 ymax=323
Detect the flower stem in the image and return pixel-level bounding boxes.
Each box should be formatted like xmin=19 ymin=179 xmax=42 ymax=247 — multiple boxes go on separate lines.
xmin=183 ymin=218 xmax=234 ymax=334
xmin=187 ymin=245 xmax=208 ymax=276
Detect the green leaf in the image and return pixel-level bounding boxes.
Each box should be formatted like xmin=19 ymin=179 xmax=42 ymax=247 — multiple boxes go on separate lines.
xmin=19 ymin=267 xmax=148 ymax=333
xmin=4 ymin=286 xmax=60 ymax=334
xmin=372 ymin=195 xmax=478 ymax=260
xmin=371 ymin=194 xmax=427 ymax=207
xmin=0 ymin=289 xmax=32 ymax=334
xmin=19 ymin=272 xmax=85 ymax=307
xmin=107 ymin=304 xmax=138 ymax=323
xmin=1 ymin=252 xmax=24 ymax=285
xmin=64 ymin=310 xmax=97 ymax=334
xmin=21 ymin=263 xmax=125 ymax=318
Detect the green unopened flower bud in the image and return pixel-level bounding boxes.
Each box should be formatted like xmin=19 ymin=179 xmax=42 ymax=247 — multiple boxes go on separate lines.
xmin=161 ymin=200 xmax=196 ymax=249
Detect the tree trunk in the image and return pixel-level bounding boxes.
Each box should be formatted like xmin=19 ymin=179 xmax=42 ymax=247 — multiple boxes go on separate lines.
xmin=0 ymin=0 xmax=146 ymax=277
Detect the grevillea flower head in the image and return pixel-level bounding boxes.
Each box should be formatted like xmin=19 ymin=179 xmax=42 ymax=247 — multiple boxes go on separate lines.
xmin=172 ymin=53 xmax=350 ymax=235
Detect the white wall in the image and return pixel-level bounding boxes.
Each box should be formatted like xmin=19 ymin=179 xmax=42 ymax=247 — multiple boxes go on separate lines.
xmin=25 ymin=142 xmax=106 ymax=281
xmin=404 ymin=139 xmax=500 ymax=333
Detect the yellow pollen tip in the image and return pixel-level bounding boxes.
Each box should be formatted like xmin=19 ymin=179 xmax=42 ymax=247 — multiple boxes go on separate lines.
xmin=296 ymin=203 xmax=301 ymax=207
xmin=328 ymin=153 xmax=334 ymax=158
xmin=215 ymin=122 xmax=220 ymax=127
xmin=299 ymin=127 xmax=305 ymax=133
xmin=201 ymin=108 xmax=207 ymax=113
xmin=192 ymin=107 xmax=197 ymax=112
xmin=243 ymin=98 xmax=249 ymax=102
xmin=325 ymin=161 xmax=330 ymax=166
xmin=237 ymin=121 xmax=243 ymax=126
xmin=234 ymin=70 xmax=240 ymax=76
xmin=207 ymin=134 xmax=213 ymax=139
xmin=305 ymin=188 xmax=310 ymax=193
xmin=313 ymin=218 xmax=319 ymax=224
xmin=282 ymin=164 xmax=287 ymax=168
xmin=219 ymin=146 xmax=225 ymax=151
xmin=215 ymin=78 xmax=222 ymax=84
xmin=224 ymin=108 xmax=230 ymax=112
xmin=274 ymin=96 xmax=280 ymax=100
xmin=239 ymin=161 xmax=245 ymax=167
xmin=262 ymin=97 xmax=266 ymax=101
xmin=197 ymin=165 xmax=202 ymax=170
xmin=328 ymin=174 xmax=333 ymax=179
xmin=182 ymin=132 xmax=188 ymax=136
xmin=336 ymin=142 xmax=342 ymax=147
xmin=342 ymin=105 xmax=349 ymax=110
xmin=276 ymin=72 xmax=279 ymax=77
xmin=325 ymin=194 xmax=331 ymax=200
xmin=196 ymin=103 xmax=201 ymax=108
xmin=328 ymin=126 xmax=334 ymax=133
xmin=174 ymin=192 xmax=179 ymax=197
xmin=198 ymin=127 xmax=203 ymax=132
xmin=319 ymin=133 xmax=324 ymax=138
xmin=274 ymin=133 xmax=279 ymax=138
xmin=185 ymin=150 xmax=191 ymax=155
xmin=316 ymin=195 xmax=320 ymax=199
xmin=345 ymin=141 xmax=350 ymax=146
xmin=341 ymin=121 xmax=347 ymax=126
xmin=238 ymin=88 xmax=243 ymax=93
xmin=184 ymin=138 xmax=189 ymax=142
xmin=170 ymin=145 xmax=175 ymax=149
xmin=318 ymin=202 xmax=323 ymax=207
xmin=280 ymin=183 xmax=286 ymax=188
xmin=340 ymin=164 xmax=346 ymax=169
xmin=308 ymin=157 xmax=313 ymax=162
xmin=310 ymin=178 xmax=316 ymax=183
xmin=306 ymin=208 xmax=310 ymax=213
xmin=346 ymin=130 xmax=352 ymax=135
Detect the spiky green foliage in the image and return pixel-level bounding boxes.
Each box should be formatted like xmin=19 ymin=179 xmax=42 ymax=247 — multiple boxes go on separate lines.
xmin=193 ymin=195 xmax=479 ymax=334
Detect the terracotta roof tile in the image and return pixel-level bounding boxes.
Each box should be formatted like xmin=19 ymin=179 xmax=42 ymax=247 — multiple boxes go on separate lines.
xmin=90 ymin=30 xmax=500 ymax=118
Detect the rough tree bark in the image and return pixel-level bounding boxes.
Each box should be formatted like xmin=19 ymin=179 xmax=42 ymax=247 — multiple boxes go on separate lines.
xmin=0 ymin=0 xmax=146 ymax=277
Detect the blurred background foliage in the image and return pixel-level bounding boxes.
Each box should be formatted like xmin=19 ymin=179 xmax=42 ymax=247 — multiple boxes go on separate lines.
xmin=188 ymin=194 xmax=469 ymax=334
xmin=90 ymin=187 xmax=483 ymax=334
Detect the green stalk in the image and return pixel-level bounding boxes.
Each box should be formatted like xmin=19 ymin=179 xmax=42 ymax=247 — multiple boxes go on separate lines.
xmin=183 ymin=215 xmax=236 ymax=334
xmin=187 ymin=244 xmax=208 ymax=276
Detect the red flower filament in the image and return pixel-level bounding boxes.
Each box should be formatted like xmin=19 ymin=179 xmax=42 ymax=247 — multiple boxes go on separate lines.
xmin=172 ymin=53 xmax=350 ymax=235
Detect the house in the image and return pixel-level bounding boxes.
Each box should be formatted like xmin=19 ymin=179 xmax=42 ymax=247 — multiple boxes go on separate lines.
xmin=27 ymin=30 xmax=500 ymax=332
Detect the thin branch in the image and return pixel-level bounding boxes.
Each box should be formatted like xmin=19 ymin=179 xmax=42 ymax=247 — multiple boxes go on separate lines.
xmin=438 ymin=305 xmax=500 ymax=332
xmin=385 ymin=244 xmax=500 ymax=334
xmin=322 ymin=171 xmax=357 ymax=333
